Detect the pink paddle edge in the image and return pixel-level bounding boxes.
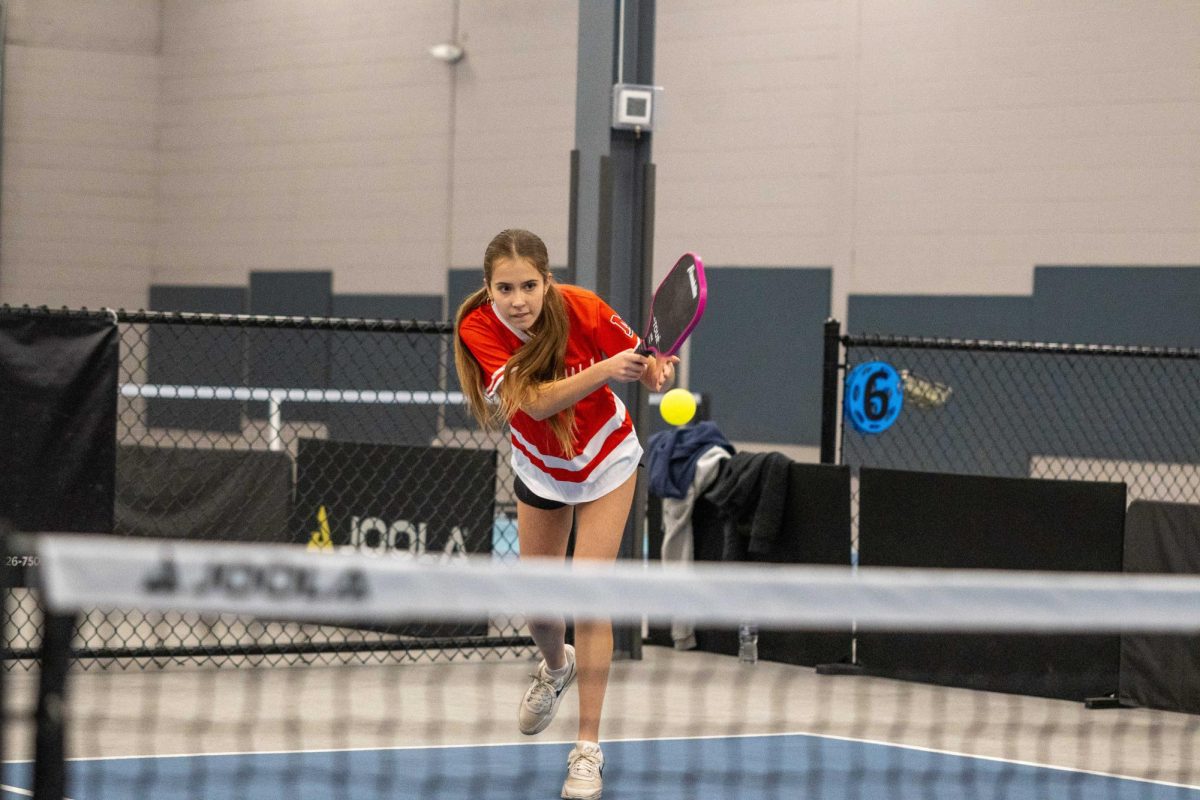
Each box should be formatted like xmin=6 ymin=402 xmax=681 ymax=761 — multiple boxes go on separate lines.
xmin=641 ymin=252 xmax=707 ymax=357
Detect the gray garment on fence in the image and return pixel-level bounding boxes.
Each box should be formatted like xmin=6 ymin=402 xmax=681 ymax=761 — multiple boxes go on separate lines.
xmin=660 ymin=445 xmax=733 ymax=649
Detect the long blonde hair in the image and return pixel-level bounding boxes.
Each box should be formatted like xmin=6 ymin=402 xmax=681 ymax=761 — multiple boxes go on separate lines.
xmin=453 ymin=229 xmax=577 ymax=456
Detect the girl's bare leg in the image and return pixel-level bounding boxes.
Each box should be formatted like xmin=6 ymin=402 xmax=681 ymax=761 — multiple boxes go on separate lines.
xmin=569 ymin=470 xmax=637 ymax=742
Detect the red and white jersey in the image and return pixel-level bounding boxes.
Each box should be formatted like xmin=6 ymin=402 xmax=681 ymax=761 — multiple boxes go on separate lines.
xmin=458 ymin=284 xmax=643 ymax=504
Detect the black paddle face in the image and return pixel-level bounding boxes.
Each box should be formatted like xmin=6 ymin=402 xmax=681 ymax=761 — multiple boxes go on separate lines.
xmin=637 ymin=253 xmax=707 ymax=357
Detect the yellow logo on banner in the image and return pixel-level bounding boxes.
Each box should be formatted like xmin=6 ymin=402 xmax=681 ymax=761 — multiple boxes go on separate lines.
xmin=307 ymin=505 xmax=333 ymax=552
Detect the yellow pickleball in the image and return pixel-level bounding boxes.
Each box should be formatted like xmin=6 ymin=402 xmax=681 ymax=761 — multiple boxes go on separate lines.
xmin=659 ymin=388 xmax=697 ymax=426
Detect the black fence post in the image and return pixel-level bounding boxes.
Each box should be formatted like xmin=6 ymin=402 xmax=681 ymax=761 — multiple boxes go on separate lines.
xmin=819 ymin=318 xmax=842 ymax=465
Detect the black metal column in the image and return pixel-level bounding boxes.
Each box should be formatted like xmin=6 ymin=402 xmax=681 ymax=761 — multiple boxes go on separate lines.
xmin=572 ymin=0 xmax=657 ymax=660
xmin=820 ymin=318 xmax=843 ymax=465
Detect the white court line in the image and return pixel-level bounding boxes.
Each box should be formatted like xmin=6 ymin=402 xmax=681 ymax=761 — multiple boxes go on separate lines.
xmin=55 ymin=731 xmax=1200 ymax=793
xmin=0 ymin=784 xmax=68 ymax=800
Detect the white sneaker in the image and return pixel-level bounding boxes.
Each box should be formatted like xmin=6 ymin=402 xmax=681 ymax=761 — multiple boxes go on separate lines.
xmin=561 ymin=741 xmax=604 ymax=800
xmin=518 ymin=644 xmax=576 ymax=735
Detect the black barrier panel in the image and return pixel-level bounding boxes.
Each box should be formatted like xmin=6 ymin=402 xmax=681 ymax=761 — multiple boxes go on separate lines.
xmin=857 ymin=467 xmax=1126 ymax=701
xmin=647 ymin=461 xmax=853 ymax=667
xmin=116 ymin=446 xmax=293 ymax=543
xmin=293 ymin=439 xmax=496 ymax=638
xmin=755 ymin=463 xmax=853 ymax=667
xmin=1120 ymin=500 xmax=1200 ymax=713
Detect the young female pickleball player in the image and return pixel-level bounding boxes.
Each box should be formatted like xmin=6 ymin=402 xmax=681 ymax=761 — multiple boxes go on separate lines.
xmin=454 ymin=229 xmax=677 ymax=800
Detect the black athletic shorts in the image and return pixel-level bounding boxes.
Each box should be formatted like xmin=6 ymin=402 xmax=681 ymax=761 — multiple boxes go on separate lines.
xmin=514 ymin=475 xmax=567 ymax=511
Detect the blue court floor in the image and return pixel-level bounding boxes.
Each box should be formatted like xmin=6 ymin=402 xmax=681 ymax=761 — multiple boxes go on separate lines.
xmin=5 ymin=732 xmax=1199 ymax=800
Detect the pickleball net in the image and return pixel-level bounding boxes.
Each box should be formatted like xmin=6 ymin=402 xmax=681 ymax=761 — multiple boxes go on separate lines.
xmin=8 ymin=533 xmax=1200 ymax=800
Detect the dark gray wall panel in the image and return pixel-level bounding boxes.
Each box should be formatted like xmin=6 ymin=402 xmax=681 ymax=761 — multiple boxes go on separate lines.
xmin=333 ymin=295 xmax=442 ymax=321
xmin=447 ymin=269 xmax=486 ymax=430
xmin=689 ymin=268 xmax=831 ymax=445
xmin=847 ymin=296 xmax=1033 ymax=341
xmin=149 ymin=284 xmax=247 ymax=313
xmin=448 ymin=269 xmax=482 ymax=320
xmin=248 ymin=271 xmax=332 ymax=422
xmin=146 ymin=285 xmax=247 ymax=432
xmin=843 ymin=295 xmax=1037 ymax=475
xmin=327 ymin=294 xmax=443 ymax=446
xmin=848 ymin=268 xmax=1200 ymax=347
xmin=1033 ymin=266 xmax=1200 ymax=347
xmin=116 ymin=445 xmax=292 ymax=542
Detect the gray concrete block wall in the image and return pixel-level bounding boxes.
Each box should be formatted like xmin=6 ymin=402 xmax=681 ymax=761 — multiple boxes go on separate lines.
xmin=652 ymin=1 xmax=1200 ymax=310
xmin=1 ymin=2 xmax=1198 ymax=448
xmin=0 ymin=0 xmax=160 ymax=308
xmin=448 ymin=2 xmax=578 ymax=268
xmin=155 ymin=1 xmax=455 ymax=295
xmin=4 ymin=2 xmax=1197 ymax=310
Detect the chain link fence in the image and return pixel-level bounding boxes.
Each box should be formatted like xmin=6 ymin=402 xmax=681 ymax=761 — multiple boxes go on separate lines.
xmin=825 ymin=327 xmax=1200 ymax=553
xmin=5 ymin=308 xmax=532 ymax=671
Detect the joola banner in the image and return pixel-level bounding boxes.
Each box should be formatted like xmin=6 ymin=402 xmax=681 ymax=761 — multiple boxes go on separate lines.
xmin=294 ymin=439 xmax=496 ymax=558
xmin=293 ymin=439 xmax=496 ymax=638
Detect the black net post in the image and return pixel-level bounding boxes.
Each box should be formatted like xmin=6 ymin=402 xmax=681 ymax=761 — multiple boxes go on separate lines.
xmin=32 ymin=609 xmax=73 ymax=800
xmin=0 ymin=522 xmax=8 ymax=783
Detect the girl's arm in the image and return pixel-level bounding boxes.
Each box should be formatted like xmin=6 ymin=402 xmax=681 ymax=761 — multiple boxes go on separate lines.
xmin=520 ymin=349 xmax=649 ymax=421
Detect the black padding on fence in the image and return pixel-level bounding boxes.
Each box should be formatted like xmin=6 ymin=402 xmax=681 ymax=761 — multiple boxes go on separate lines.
xmin=1120 ymin=500 xmax=1200 ymax=713
xmin=147 ymin=285 xmax=247 ymax=432
xmin=0 ymin=313 xmax=117 ymax=536
xmin=857 ymin=468 xmax=1126 ymax=701
xmin=115 ymin=445 xmax=293 ymax=542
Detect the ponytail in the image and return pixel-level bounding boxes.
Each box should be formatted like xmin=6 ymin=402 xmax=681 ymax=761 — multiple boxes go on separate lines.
xmin=453 ymin=286 xmax=499 ymax=430
xmin=499 ymin=282 xmax=576 ymax=456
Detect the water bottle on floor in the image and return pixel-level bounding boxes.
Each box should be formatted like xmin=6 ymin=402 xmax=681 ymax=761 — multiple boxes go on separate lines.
xmin=738 ymin=622 xmax=758 ymax=664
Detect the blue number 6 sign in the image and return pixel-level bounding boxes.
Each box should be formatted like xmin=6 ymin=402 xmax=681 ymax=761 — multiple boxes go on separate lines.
xmin=844 ymin=361 xmax=903 ymax=435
